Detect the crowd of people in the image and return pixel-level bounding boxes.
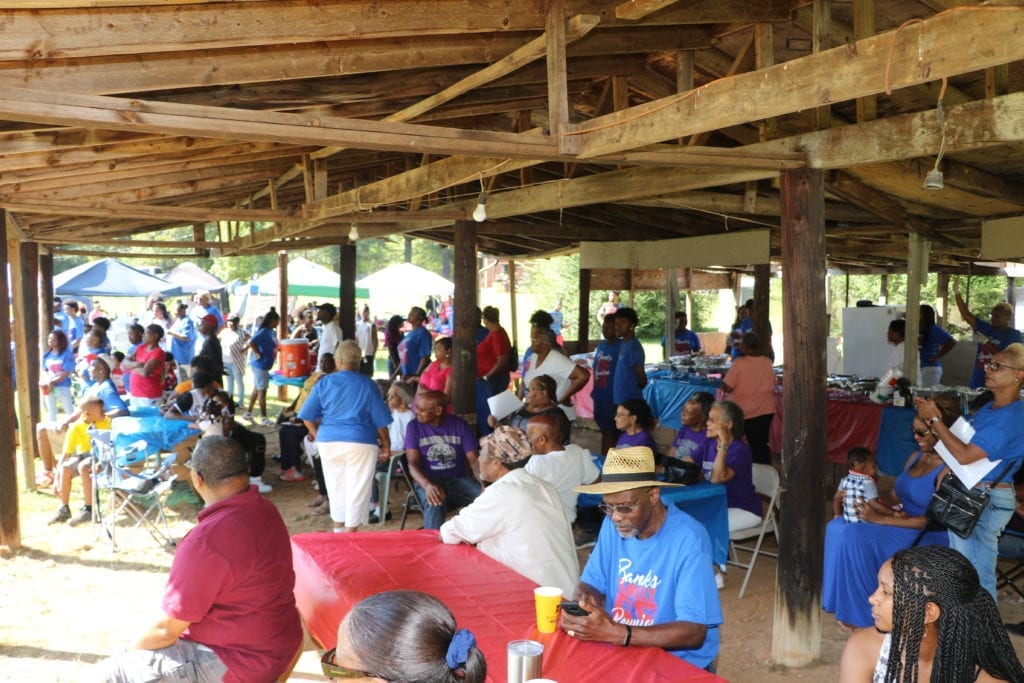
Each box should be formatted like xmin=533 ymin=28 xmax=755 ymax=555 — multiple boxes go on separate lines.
xmin=24 ymin=283 xmax=1024 ymax=682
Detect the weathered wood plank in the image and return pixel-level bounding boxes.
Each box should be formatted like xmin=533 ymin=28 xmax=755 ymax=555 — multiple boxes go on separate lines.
xmin=0 ymin=220 xmax=19 ymax=548
xmin=573 ymin=8 xmax=1024 ymax=157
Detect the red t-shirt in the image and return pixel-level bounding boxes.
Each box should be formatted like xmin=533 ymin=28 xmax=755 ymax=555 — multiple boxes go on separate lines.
xmin=476 ymin=327 xmax=511 ymax=378
xmin=162 ymin=486 xmax=302 ymax=683
xmin=130 ymin=344 xmax=166 ymax=399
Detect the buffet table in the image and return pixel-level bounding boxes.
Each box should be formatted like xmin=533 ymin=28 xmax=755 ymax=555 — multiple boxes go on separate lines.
xmin=643 ymin=377 xmax=724 ymax=430
xmin=291 ymin=531 xmax=723 ymax=682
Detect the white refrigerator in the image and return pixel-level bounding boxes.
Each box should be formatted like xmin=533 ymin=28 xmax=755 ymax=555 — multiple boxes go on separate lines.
xmin=840 ymin=305 xmax=905 ymax=378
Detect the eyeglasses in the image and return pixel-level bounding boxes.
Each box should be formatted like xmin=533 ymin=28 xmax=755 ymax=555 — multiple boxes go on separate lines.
xmin=985 ymin=361 xmax=1022 ymax=372
xmin=320 ymin=648 xmax=380 ymax=679
xmin=911 ymin=427 xmax=932 ymax=438
xmin=597 ymin=500 xmax=642 ymax=516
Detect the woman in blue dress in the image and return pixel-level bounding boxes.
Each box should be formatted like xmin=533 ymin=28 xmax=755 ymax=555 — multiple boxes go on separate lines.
xmin=822 ymin=398 xmax=960 ymax=629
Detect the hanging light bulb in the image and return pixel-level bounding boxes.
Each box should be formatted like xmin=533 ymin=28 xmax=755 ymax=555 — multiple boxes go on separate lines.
xmin=472 ymin=191 xmax=488 ymax=222
xmin=348 ymin=222 xmax=359 ymax=241
xmin=923 ymin=98 xmax=946 ymax=191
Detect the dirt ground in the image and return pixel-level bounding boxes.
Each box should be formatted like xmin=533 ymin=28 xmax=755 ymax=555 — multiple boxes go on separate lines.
xmin=4 ymin=419 xmax=1024 ymax=682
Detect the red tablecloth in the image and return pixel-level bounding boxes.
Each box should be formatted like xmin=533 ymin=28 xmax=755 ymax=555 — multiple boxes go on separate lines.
xmin=292 ymin=530 xmax=723 ymax=683
xmin=767 ymin=392 xmax=882 ymax=464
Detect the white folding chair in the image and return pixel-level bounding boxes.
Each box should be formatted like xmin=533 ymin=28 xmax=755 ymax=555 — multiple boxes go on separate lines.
xmin=91 ymin=431 xmax=178 ymax=551
xmin=727 ymin=463 xmax=780 ymax=598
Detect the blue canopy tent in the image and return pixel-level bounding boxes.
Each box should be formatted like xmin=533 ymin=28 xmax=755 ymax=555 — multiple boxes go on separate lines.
xmin=54 ymin=258 xmax=183 ymax=297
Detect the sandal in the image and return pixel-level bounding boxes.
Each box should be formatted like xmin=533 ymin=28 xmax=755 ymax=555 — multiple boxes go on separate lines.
xmin=280 ymin=469 xmax=306 ymax=482
xmin=311 ymin=502 xmax=330 ymax=516
xmin=306 ymin=495 xmax=327 ymax=508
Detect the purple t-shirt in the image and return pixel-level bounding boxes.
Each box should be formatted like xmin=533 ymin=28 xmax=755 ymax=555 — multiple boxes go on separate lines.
xmin=693 ymin=438 xmax=762 ymax=518
xmin=616 ymin=429 xmax=658 ymax=453
xmin=404 ymin=414 xmax=479 ymax=480
xmin=671 ymin=426 xmax=711 ymax=461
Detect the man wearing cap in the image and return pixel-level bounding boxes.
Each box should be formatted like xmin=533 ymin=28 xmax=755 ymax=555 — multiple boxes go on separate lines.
xmin=97 ymin=436 xmax=301 ymax=683
xmin=195 ymin=313 xmax=224 ymax=379
xmin=440 ymin=425 xmax=579 ymax=596
xmin=562 ymin=446 xmax=722 ymax=671
xmin=404 ymin=390 xmax=482 ymax=529
xmin=316 ymin=303 xmax=343 ymax=363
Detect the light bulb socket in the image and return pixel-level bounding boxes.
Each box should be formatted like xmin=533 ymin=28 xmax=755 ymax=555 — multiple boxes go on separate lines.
xmin=923 ymin=169 xmax=944 ymax=190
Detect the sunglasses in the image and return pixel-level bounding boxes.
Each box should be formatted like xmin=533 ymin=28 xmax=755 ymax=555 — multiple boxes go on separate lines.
xmin=598 ymin=500 xmax=642 ymax=516
xmin=911 ymin=427 xmax=933 ymax=438
xmin=985 ymin=361 xmax=1022 ymax=372
xmin=320 ymin=648 xmax=380 ymax=679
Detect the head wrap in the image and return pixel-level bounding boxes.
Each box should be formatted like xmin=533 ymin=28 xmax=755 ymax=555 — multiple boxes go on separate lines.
xmin=481 ymin=425 xmax=533 ymax=465
xmin=445 ymin=628 xmax=476 ymax=669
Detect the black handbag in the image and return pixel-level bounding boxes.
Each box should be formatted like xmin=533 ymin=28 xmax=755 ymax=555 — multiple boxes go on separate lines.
xmin=922 ymin=461 xmax=1015 ymax=540
xmin=662 ymin=456 xmax=702 ymax=485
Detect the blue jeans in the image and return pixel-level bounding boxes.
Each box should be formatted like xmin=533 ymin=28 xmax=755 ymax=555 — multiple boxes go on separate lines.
xmin=949 ymin=486 xmax=1015 ymax=599
xmin=224 ymin=361 xmax=245 ymax=406
xmin=413 ymin=476 xmax=482 ymax=529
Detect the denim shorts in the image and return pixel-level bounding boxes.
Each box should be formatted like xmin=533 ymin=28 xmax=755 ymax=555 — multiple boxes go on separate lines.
xmin=252 ymin=367 xmax=270 ymax=390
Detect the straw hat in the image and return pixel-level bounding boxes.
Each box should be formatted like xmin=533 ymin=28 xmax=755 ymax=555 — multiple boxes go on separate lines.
xmin=574 ymin=446 xmax=683 ymax=495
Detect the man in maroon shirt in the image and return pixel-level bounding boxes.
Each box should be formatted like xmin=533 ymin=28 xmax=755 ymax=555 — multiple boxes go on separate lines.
xmin=97 ymin=436 xmax=301 ymax=682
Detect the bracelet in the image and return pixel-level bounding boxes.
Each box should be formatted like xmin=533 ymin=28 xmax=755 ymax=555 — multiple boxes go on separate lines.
xmin=928 ymin=416 xmax=941 ymax=425
xmin=622 ymin=624 xmax=632 ymax=647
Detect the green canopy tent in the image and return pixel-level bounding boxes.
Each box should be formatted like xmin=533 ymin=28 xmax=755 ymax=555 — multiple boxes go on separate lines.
xmin=252 ymin=256 xmax=368 ymax=299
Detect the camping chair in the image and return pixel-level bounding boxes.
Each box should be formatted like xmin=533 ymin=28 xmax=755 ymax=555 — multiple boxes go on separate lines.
xmin=90 ymin=430 xmax=178 ymax=551
xmin=398 ymin=454 xmax=423 ymax=530
xmin=997 ymin=527 xmax=1024 ymax=600
xmin=375 ymin=453 xmax=404 ymax=526
xmin=727 ymin=463 xmax=780 ymax=598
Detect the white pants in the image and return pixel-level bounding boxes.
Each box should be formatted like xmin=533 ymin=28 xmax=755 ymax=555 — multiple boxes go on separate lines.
xmin=918 ymin=366 xmax=942 ymax=387
xmin=319 ymin=441 xmax=378 ymax=528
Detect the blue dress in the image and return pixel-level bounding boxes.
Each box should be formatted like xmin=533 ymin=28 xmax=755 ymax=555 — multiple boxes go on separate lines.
xmin=822 ymin=452 xmax=948 ymax=627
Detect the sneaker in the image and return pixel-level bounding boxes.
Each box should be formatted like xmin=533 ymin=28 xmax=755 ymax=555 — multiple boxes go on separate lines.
xmin=249 ymin=476 xmax=272 ymax=494
xmin=279 ymin=469 xmax=306 ymax=482
xmin=259 ymin=417 xmax=275 ymax=427
xmin=48 ymin=506 xmax=71 ymax=525
xmin=368 ymin=511 xmax=393 ymax=524
xmin=242 ymin=411 xmax=253 ymax=421
xmin=68 ymin=506 xmax=92 ymax=527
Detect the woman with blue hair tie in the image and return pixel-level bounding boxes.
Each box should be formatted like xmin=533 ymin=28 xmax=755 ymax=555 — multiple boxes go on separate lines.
xmin=324 ymin=590 xmax=486 ymax=682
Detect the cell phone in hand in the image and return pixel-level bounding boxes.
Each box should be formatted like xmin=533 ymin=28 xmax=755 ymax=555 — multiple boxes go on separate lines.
xmin=560 ymin=600 xmax=590 ymax=617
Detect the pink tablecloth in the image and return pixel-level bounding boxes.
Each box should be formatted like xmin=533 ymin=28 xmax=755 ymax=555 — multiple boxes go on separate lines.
xmin=291 ymin=530 xmax=722 ymax=683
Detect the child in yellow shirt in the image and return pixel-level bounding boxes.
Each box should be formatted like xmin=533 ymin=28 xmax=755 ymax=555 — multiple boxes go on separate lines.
xmin=49 ymin=397 xmax=112 ymax=526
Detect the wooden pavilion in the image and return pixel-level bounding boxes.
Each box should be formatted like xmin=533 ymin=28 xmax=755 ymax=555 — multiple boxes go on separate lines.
xmin=1 ymin=0 xmax=1023 ymax=666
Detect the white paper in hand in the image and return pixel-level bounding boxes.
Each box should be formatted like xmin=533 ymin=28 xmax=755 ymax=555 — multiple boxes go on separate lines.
xmin=935 ymin=417 xmax=999 ymax=489
xmin=487 ymin=389 xmax=523 ymax=422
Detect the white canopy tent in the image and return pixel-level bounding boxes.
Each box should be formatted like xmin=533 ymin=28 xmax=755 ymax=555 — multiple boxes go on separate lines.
xmin=356 ymin=262 xmax=454 ymax=317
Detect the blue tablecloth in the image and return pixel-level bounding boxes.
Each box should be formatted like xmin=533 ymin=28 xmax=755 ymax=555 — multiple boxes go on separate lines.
xmin=270 ymin=372 xmax=308 ymax=388
xmin=643 ymin=377 xmax=722 ymax=430
xmin=579 ymin=480 xmax=729 ymax=566
xmin=111 ymin=416 xmax=196 ymax=455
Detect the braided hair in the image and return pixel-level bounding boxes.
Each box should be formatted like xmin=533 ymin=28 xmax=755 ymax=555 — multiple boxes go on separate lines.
xmin=886 ymin=545 xmax=1024 ymax=683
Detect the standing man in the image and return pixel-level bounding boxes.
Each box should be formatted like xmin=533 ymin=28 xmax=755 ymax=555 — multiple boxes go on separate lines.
xmin=612 ymin=307 xmax=646 ymax=406
xmin=195 ymin=314 xmax=224 ymax=379
xmin=667 ymin=312 xmax=701 ymax=355
xmin=398 ymin=306 xmax=432 ymax=382
xmin=591 ymin=312 xmax=621 ymax=455
xmin=596 ymin=291 xmax=619 ymax=327
xmin=549 ymin=299 xmax=570 ymax=346
xmin=166 ymin=302 xmax=196 ymax=382
xmin=354 ymin=305 xmax=378 ymax=376
xmin=316 ymin=303 xmax=343 ymax=363
xmin=404 ymin=390 xmax=483 ymax=529
xmin=97 ymin=436 xmax=302 ymax=683
xmin=190 ymin=290 xmax=224 ymax=332
xmin=64 ymin=300 xmax=84 ymax=352
xmin=563 ymin=446 xmax=722 ymax=671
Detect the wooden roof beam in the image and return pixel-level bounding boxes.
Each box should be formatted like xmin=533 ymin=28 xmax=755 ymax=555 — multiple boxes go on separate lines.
xmin=572 ymin=7 xmax=1024 ymax=156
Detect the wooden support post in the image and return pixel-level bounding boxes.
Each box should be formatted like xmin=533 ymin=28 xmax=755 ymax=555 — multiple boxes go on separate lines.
xmin=879 ymin=273 xmax=889 ymax=305
xmin=39 ymin=250 xmax=54 ymax=343
xmin=903 ymin=233 xmax=930 ymax=386
xmin=452 ymin=221 xmax=478 ymax=420
xmin=627 ymin=270 xmax=635 ymax=307
xmin=844 ymin=271 xmax=851 ymax=308
xmin=340 ymin=244 xmax=357 ymax=341
xmin=772 ymin=168 xmax=826 ymax=666
xmin=684 ymin=269 xmax=693 ymax=321
xmin=665 ymin=269 xmax=679 ymax=361
xmin=1008 ymin=277 xmax=1017 ymax=329
xmin=753 ymin=263 xmax=772 ymax=358
xmin=0 ymin=218 xmax=20 ymax=548
xmin=276 ymin=251 xmax=289 ymax=400
xmin=676 ymin=51 xmax=694 ymax=146
xmin=577 ymin=268 xmax=592 ymax=354
xmin=936 ymin=272 xmax=950 ymax=328
xmin=10 ymin=239 xmax=40 ymax=491
xmin=546 ymin=0 xmax=570 ymax=146
xmin=508 ymin=259 xmax=519 ymax=351
xmin=854 ymin=0 xmax=877 ymax=122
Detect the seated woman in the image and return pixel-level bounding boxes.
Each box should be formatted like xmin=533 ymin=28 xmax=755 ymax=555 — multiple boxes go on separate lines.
xmin=687 ymin=400 xmax=762 ymax=531
xmin=368 ymin=380 xmax=415 ymax=523
xmin=487 ymin=374 xmax=570 ymax=444
xmin=614 ymin=398 xmax=659 ymax=454
xmin=670 ymin=391 xmax=715 ymax=461
xmin=823 ymin=397 xmax=959 ymax=630
xmin=325 ymin=590 xmax=486 ymax=682
xmin=839 ymin=545 xmax=1024 ymax=683
xmin=416 ymin=337 xmax=453 ymax=409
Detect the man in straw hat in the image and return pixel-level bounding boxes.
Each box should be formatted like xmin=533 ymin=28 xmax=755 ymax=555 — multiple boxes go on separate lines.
xmin=561 ymin=446 xmax=722 ymax=672
xmin=440 ymin=425 xmax=578 ymax=596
